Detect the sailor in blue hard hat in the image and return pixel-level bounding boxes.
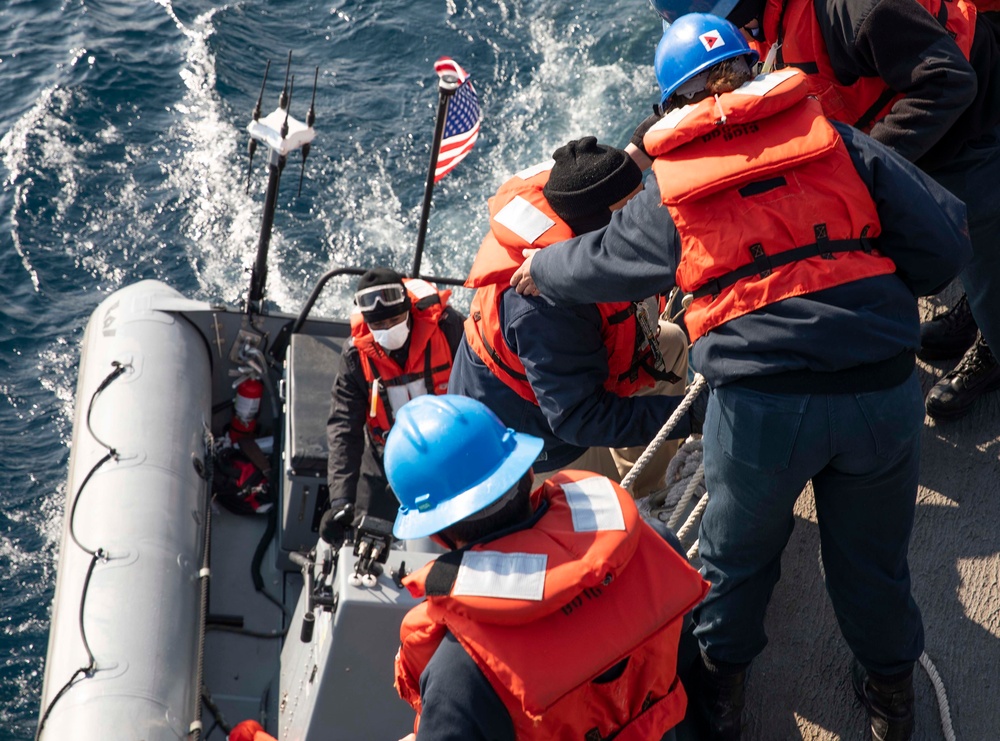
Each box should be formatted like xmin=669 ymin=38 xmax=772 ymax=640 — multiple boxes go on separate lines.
xmin=652 ymin=12 xmax=758 ymax=112
xmin=383 ymin=393 xmax=707 ymax=740
xmin=384 ymin=394 xmax=543 ymax=541
xmin=653 ymin=0 xmax=1000 ymax=425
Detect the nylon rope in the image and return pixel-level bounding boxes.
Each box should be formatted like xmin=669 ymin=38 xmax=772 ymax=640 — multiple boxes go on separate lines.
xmin=816 ymin=551 xmax=956 ymax=740
xmin=621 ymin=373 xmax=707 ymax=492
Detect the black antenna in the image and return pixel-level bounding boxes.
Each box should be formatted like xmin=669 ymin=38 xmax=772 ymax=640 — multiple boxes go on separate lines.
xmin=245 ymin=52 xmax=317 ymax=317
xmin=298 ymin=66 xmax=319 ymax=197
xmin=282 ymin=75 xmax=294 ymax=140
xmin=279 ymin=51 xmax=292 ymax=110
xmin=253 ymin=60 xmax=270 ymax=121
xmin=245 ymin=60 xmax=271 ymax=194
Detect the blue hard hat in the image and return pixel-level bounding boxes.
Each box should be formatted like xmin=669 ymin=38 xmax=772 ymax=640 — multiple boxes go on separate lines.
xmin=654 ymin=13 xmax=759 ymax=108
xmin=384 ymin=395 xmax=544 ymax=540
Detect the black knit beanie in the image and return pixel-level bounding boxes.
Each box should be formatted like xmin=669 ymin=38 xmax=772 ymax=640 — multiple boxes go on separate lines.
xmin=355 ymin=267 xmax=411 ymax=322
xmin=543 ymin=137 xmax=643 ymax=234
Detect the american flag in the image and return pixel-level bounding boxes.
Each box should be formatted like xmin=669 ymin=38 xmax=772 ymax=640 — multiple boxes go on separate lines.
xmin=433 ymin=57 xmax=482 ymax=182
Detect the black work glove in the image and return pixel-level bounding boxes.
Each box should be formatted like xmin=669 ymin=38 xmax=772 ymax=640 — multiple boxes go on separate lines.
xmin=630 ymin=108 xmax=663 ymax=157
xmin=319 ymin=498 xmax=355 ymax=547
xmin=687 ymin=388 xmax=709 ymax=436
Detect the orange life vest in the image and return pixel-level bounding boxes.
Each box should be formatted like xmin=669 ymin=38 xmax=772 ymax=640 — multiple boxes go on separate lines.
xmin=464 ymin=163 xmax=671 ymax=405
xmin=395 ymin=470 xmax=710 ymax=740
xmin=644 ymin=69 xmax=896 ymax=342
xmin=762 ymin=0 xmax=976 ymax=132
xmin=350 ymin=278 xmax=454 ymax=446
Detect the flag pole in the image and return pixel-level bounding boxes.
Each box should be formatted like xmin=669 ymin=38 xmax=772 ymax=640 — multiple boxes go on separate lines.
xmin=411 ymin=73 xmax=461 ymax=278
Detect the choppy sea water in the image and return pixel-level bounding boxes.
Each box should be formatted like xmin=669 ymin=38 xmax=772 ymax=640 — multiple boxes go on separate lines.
xmin=0 ymin=0 xmax=665 ymax=735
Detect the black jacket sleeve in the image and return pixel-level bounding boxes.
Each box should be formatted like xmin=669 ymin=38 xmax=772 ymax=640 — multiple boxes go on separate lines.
xmin=503 ymin=291 xmax=689 ymax=447
xmin=326 ymin=344 xmax=369 ymax=502
xmin=417 ymin=632 xmax=515 ymax=741
xmin=438 ymin=306 xmax=466 ymax=358
xmin=531 ymin=180 xmax=682 ymax=307
xmin=820 ymin=0 xmax=977 ymax=162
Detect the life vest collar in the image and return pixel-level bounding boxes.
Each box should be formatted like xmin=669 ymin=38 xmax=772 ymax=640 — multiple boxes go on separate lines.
xmin=402 ymin=474 xmax=640 ymax=624
xmin=651 ymin=73 xmax=839 ymax=206
xmin=645 ymin=68 xmax=807 ymax=157
xmin=465 ymin=163 xmax=576 ymax=288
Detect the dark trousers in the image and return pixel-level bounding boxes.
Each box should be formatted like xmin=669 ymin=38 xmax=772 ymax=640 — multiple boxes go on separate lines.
xmin=354 ymin=441 xmax=400 ymax=526
xmin=693 ymin=373 xmax=925 ymax=676
xmin=931 ymin=123 xmax=1000 ymax=352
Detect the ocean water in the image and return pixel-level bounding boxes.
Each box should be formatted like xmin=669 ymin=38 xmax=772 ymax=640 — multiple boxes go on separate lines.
xmin=0 ymin=0 xmax=666 ymax=735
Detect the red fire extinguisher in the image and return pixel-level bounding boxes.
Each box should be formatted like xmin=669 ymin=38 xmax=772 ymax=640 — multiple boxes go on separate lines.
xmin=230 ymin=377 xmax=263 ymax=443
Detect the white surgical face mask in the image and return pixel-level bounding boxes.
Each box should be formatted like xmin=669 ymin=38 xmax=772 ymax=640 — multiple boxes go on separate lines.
xmin=372 ymin=316 xmax=410 ymax=350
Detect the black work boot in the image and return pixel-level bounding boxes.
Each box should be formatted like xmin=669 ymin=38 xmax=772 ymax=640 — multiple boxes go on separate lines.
xmin=926 ymin=332 xmax=1000 ymax=420
xmin=851 ymin=661 xmax=915 ymax=741
xmin=690 ymin=653 xmax=747 ymax=741
xmin=918 ymin=293 xmax=978 ymax=361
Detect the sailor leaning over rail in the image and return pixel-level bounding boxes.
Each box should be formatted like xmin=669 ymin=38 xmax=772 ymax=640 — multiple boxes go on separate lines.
xmin=323 ymin=268 xmax=464 ymax=547
xmin=382 ymin=394 xmax=708 ymax=741
xmin=511 ymin=14 xmax=972 ymax=741
xmin=449 ymin=136 xmax=698 ymax=499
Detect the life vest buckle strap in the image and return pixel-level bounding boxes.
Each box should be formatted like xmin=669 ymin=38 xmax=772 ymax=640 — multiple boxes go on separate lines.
xmin=691 ymin=232 xmax=877 ymax=300
xmin=383 ymin=371 xmax=432 ymax=387
xmin=474 ymin=309 xmax=529 ymax=382
xmin=620 ymin=366 xmax=640 ymax=383
xmin=814 ymin=223 xmax=834 ymax=260
xmin=749 ymin=242 xmax=773 ymax=279
xmin=640 ymin=363 xmax=682 ymax=384
xmin=859 ymin=225 xmax=873 ymax=253
xmin=605 ymin=304 xmax=636 ymax=325
xmin=366 ymin=425 xmax=388 ymax=450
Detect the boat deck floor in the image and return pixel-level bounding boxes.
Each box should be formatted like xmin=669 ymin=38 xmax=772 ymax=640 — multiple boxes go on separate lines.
xmin=201 ymin=507 xmax=296 ymax=739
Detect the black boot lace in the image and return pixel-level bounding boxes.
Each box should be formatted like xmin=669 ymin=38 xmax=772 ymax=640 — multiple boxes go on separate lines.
xmin=933 ymin=294 xmax=973 ymax=330
xmin=950 ymin=332 xmax=997 ymax=378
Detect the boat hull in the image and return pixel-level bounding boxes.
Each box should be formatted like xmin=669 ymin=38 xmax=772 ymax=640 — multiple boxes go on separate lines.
xmin=39 ymin=281 xmax=213 ymax=740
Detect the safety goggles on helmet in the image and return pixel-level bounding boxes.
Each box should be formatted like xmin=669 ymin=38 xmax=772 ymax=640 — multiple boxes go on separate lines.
xmin=355 ymin=283 xmax=407 ymax=312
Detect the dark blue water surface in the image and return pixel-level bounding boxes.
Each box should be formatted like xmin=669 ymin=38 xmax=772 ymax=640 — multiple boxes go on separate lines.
xmin=0 ymin=0 xmax=664 ymax=734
